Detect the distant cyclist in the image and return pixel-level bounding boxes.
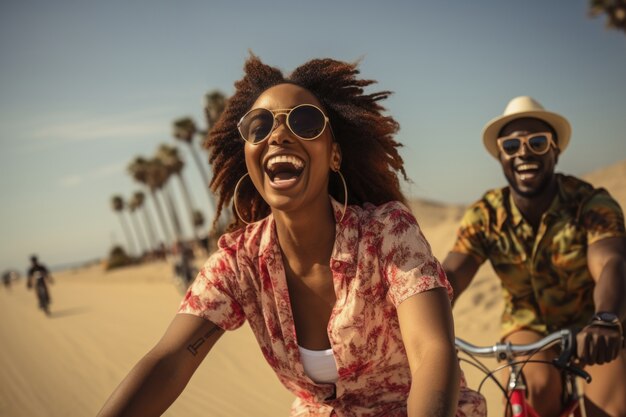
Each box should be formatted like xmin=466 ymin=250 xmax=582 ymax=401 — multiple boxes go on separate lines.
xmin=443 ymin=97 xmax=626 ymax=417
xmin=27 ymin=255 xmax=54 ymax=315
xmin=173 ymin=241 xmax=197 ymax=290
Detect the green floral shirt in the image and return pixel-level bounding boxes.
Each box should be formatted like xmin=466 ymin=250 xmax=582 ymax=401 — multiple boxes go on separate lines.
xmin=452 ymin=174 xmax=626 ymax=336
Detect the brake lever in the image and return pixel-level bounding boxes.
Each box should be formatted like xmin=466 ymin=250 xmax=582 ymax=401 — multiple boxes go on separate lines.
xmin=564 ymin=364 xmax=592 ymax=384
xmin=551 ymin=358 xmax=592 ymax=383
xmin=550 ymin=330 xmax=592 ymax=383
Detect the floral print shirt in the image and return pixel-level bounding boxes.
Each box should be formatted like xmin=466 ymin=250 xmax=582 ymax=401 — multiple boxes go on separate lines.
xmin=452 ymin=174 xmax=626 ymax=337
xmin=179 ymin=199 xmax=486 ymax=417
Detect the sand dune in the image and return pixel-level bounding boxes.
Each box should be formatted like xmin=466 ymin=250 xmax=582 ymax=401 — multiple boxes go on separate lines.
xmin=1 ymin=160 xmax=624 ymax=417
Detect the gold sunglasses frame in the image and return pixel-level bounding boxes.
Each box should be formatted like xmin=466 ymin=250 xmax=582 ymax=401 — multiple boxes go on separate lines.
xmin=237 ymin=104 xmax=331 ymax=144
xmin=496 ymin=131 xmax=557 ymax=159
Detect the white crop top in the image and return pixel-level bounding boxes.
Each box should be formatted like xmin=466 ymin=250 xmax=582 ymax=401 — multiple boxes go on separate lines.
xmin=298 ymin=345 xmax=339 ymax=384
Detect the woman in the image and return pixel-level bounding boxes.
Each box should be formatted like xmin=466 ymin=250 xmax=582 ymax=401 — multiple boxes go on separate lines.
xmin=97 ymin=55 xmax=485 ymax=417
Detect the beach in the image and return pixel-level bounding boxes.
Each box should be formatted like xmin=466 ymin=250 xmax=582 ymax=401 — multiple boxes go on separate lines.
xmin=1 ymin=160 xmax=624 ymax=417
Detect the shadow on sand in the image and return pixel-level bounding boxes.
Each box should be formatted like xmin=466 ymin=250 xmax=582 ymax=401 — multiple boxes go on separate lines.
xmin=49 ymin=306 xmax=91 ymax=318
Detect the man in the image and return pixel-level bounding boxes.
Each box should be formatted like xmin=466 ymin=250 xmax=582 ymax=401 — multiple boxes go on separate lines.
xmin=27 ymin=255 xmax=53 ymax=315
xmin=444 ymin=96 xmax=626 ymax=417
xmin=173 ymin=240 xmax=197 ymax=290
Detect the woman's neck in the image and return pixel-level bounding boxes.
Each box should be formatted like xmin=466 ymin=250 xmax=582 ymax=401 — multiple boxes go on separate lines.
xmin=273 ymin=198 xmax=336 ymax=273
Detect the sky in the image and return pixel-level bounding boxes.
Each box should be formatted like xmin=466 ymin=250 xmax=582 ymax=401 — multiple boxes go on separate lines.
xmin=1 ymin=0 xmax=625 ymax=272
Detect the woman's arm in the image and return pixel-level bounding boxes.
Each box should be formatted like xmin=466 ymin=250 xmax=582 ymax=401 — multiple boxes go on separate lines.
xmin=97 ymin=314 xmax=224 ymax=417
xmin=397 ymin=287 xmax=460 ymax=417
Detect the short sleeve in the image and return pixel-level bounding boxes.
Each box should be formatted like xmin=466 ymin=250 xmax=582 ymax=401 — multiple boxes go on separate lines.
xmin=380 ymin=202 xmax=452 ymax=307
xmin=451 ymin=202 xmax=489 ymax=264
xmin=178 ymin=248 xmax=245 ymax=331
xmin=580 ymin=190 xmax=626 ymax=245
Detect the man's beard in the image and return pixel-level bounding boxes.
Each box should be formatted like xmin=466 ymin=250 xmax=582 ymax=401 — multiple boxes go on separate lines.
xmin=504 ymin=170 xmax=555 ymax=198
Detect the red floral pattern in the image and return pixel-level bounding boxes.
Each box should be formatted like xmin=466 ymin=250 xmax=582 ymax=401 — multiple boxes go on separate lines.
xmin=179 ymin=199 xmax=486 ymax=417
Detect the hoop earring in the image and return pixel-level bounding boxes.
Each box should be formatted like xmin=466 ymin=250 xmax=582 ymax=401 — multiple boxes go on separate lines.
xmin=233 ymin=173 xmax=252 ymax=225
xmin=334 ymin=170 xmax=348 ymax=223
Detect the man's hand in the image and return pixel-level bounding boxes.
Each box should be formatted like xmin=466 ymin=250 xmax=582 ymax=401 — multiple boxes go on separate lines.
xmin=576 ymin=322 xmax=623 ymax=366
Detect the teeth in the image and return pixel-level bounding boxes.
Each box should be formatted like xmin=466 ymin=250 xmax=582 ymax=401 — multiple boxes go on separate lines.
xmin=266 ymin=155 xmax=304 ymax=170
xmin=516 ymin=163 xmax=539 ymax=172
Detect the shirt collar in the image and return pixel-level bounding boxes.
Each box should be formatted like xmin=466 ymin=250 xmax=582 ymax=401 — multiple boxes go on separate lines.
xmin=329 ymin=196 xmax=358 ymax=267
xmin=255 ymin=196 xmax=358 ymax=268
xmin=506 ymin=190 xmax=524 ymax=229
xmin=499 ymin=174 xmax=565 ymax=230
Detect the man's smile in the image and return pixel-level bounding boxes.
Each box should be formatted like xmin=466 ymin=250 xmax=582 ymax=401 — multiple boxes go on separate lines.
xmin=514 ymin=161 xmax=541 ymax=181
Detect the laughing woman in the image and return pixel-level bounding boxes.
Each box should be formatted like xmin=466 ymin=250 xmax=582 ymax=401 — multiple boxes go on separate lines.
xmin=97 ymin=55 xmax=486 ymax=417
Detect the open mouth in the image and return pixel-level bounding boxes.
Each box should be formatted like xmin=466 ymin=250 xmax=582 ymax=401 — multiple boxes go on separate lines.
xmin=514 ymin=162 xmax=541 ymax=180
xmin=264 ymin=154 xmax=305 ymax=187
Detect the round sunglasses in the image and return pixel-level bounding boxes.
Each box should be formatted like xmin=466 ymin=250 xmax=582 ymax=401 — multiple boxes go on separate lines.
xmin=496 ymin=132 xmax=557 ymax=159
xmin=237 ymin=104 xmax=331 ymax=144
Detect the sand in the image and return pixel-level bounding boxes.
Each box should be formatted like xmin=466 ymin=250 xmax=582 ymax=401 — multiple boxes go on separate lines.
xmin=1 ymin=160 xmax=624 ymax=417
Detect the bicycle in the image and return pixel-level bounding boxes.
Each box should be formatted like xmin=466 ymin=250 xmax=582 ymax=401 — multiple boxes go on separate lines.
xmin=28 ymin=269 xmax=53 ymax=316
xmin=455 ymin=329 xmax=592 ymax=417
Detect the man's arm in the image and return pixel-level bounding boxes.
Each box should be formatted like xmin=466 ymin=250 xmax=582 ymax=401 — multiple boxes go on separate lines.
xmin=97 ymin=314 xmax=224 ymax=417
xmin=43 ymin=266 xmax=54 ymax=284
xmin=442 ymin=252 xmax=481 ymax=306
xmin=577 ymin=236 xmax=626 ymax=365
xmin=588 ymin=236 xmax=626 ymax=320
xmin=398 ymin=288 xmax=460 ymax=417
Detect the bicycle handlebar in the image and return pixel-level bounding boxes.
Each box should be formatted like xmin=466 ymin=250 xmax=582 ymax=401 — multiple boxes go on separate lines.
xmin=455 ymin=329 xmax=592 ymax=383
xmin=455 ymin=329 xmax=571 ymax=359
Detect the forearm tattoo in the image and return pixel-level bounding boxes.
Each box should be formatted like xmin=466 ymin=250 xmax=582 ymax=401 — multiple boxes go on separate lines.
xmin=187 ymin=326 xmax=221 ymax=356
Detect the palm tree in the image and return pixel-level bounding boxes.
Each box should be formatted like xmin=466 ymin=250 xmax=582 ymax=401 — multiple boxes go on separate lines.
xmin=204 ymin=90 xmax=227 ymax=130
xmin=172 ymin=117 xmax=215 ymax=211
xmin=127 ymin=196 xmax=149 ymax=255
xmin=111 ymin=195 xmax=137 ymax=256
xmin=589 ymin=0 xmax=626 ymax=33
xmin=156 ymin=144 xmax=202 ymax=242
xmin=149 ymin=157 xmax=184 ymax=242
xmin=132 ymin=191 xmax=158 ymax=251
xmin=128 ymin=157 xmax=173 ymax=247
xmin=205 ymin=90 xmax=229 ymax=232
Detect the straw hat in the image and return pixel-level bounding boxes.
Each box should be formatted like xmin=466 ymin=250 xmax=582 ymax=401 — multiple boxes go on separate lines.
xmin=482 ymin=96 xmax=571 ymax=159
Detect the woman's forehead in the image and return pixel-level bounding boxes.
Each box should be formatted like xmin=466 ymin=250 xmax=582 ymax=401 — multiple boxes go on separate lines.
xmin=251 ymin=83 xmax=323 ymax=110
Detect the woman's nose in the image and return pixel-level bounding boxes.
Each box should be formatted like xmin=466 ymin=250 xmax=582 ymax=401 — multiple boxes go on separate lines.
xmin=267 ymin=117 xmax=294 ymax=145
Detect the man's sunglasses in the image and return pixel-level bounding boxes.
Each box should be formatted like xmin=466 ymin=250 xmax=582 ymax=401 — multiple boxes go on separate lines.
xmin=496 ymin=132 xmax=557 ymax=159
xmin=237 ymin=104 xmax=330 ymax=144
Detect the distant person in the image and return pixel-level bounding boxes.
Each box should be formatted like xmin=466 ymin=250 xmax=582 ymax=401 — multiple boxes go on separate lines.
xmin=173 ymin=241 xmax=196 ymax=289
xmin=155 ymin=242 xmax=167 ymax=261
xmin=2 ymin=270 xmax=13 ymax=289
xmin=27 ymin=255 xmax=54 ymax=315
xmin=97 ymin=55 xmax=485 ymax=417
xmin=443 ymin=96 xmax=626 ymax=417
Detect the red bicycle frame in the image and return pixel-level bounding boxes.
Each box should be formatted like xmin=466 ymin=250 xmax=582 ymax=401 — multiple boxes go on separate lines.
xmin=507 ymin=381 xmax=581 ymax=417
xmin=506 ymin=352 xmax=584 ymax=417
xmin=456 ymin=330 xmax=590 ymax=417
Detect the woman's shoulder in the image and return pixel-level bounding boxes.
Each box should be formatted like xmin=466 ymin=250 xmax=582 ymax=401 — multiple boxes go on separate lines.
xmin=356 ymin=200 xmax=415 ymax=223
xmin=216 ymin=217 xmax=273 ymax=256
xmin=349 ymin=200 xmax=418 ymax=236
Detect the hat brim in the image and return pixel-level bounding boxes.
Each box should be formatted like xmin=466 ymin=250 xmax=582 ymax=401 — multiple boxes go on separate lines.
xmin=482 ymin=110 xmax=571 ymax=159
